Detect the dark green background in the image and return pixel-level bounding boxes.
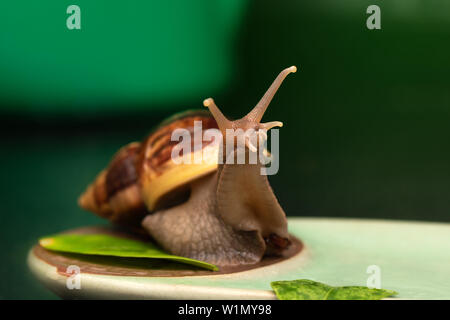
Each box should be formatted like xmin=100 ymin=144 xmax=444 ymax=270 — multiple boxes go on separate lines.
xmin=1 ymin=1 xmax=449 ymax=299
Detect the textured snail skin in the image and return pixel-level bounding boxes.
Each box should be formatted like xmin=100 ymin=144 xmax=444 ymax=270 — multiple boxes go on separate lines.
xmin=142 ymin=174 xmax=266 ymax=266
xmin=80 ymin=67 xmax=296 ymax=267
xmin=142 ymin=159 xmax=288 ymax=266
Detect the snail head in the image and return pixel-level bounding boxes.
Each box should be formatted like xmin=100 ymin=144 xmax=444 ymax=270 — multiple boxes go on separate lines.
xmin=203 ymin=66 xmax=296 ymax=156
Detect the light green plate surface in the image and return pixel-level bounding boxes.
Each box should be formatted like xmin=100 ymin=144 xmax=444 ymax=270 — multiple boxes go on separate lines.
xmin=28 ymin=218 xmax=450 ymax=299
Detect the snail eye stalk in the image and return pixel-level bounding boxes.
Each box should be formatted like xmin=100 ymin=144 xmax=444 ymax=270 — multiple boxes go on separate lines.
xmin=203 ymin=98 xmax=230 ymax=132
xmin=245 ymin=66 xmax=297 ymax=123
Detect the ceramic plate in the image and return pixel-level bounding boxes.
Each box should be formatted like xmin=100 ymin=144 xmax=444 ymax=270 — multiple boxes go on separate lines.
xmin=28 ymin=218 xmax=450 ymax=299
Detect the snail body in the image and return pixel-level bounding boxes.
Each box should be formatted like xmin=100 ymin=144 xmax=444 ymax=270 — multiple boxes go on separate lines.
xmin=79 ymin=66 xmax=297 ymax=267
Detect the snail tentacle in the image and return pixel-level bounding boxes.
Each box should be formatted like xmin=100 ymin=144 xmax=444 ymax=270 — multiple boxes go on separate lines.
xmin=259 ymin=121 xmax=283 ymax=130
xmin=245 ymin=66 xmax=297 ymax=123
xmin=203 ymin=98 xmax=230 ymax=132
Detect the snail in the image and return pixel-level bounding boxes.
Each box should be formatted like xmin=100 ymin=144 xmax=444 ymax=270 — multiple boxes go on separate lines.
xmin=79 ymin=66 xmax=297 ymax=267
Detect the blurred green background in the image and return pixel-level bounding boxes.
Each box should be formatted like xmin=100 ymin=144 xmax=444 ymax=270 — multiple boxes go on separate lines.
xmin=1 ymin=0 xmax=449 ymax=299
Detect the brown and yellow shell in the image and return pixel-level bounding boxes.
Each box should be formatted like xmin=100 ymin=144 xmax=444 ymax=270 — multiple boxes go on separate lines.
xmin=78 ymin=110 xmax=219 ymax=227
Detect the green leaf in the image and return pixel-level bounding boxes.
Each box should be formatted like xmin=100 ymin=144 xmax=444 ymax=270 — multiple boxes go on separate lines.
xmin=39 ymin=234 xmax=218 ymax=271
xmin=271 ymin=279 xmax=397 ymax=300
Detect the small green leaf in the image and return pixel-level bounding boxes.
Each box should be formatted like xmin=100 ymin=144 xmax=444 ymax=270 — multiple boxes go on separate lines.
xmin=39 ymin=234 xmax=218 ymax=271
xmin=271 ymin=279 xmax=397 ymax=300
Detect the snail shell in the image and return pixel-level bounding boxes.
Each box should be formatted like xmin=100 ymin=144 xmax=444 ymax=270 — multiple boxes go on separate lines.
xmin=78 ymin=110 xmax=218 ymax=226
